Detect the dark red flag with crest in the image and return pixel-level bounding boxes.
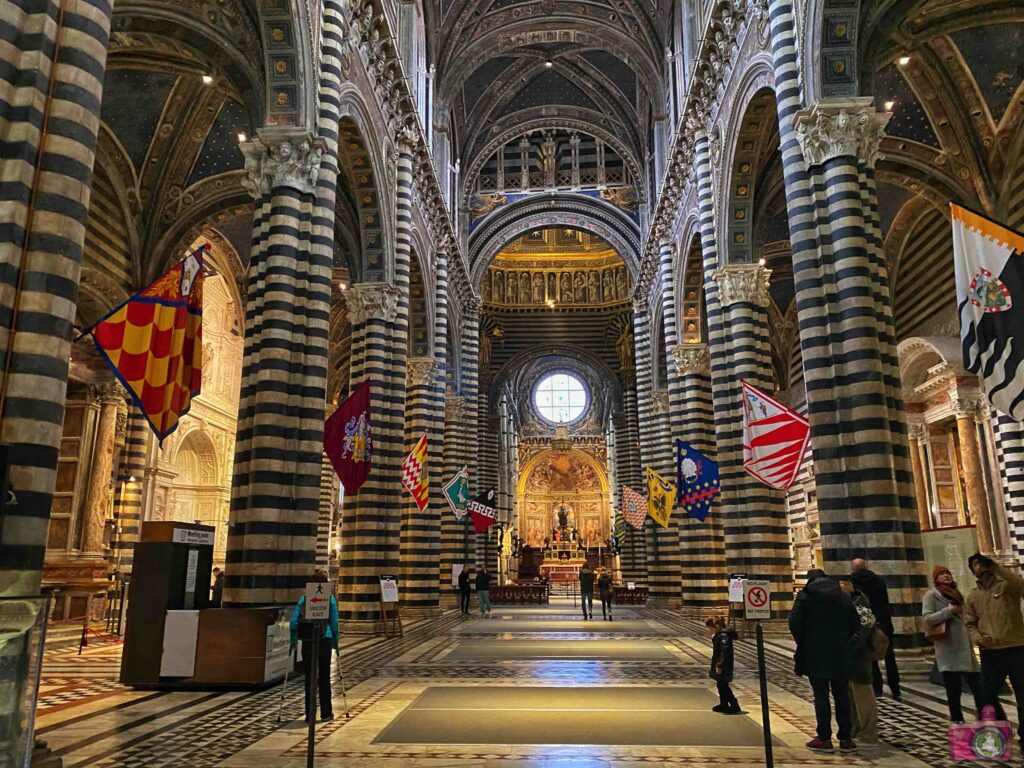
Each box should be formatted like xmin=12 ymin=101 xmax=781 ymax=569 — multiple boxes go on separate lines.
xmin=325 ymin=380 xmax=372 ymax=492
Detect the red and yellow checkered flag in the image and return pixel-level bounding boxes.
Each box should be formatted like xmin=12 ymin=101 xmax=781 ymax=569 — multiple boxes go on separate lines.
xmin=89 ymin=245 xmax=207 ymax=444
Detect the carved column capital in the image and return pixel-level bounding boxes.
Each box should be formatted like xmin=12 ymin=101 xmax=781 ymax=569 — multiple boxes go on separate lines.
xmin=953 ymin=397 xmax=981 ymax=420
xmin=346 ymin=282 xmax=400 ymax=324
xmin=445 ymin=393 xmax=468 ymax=422
xmin=671 ymin=344 xmax=710 ymax=376
xmin=711 ymin=263 xmax=772 ymax=307
xmin=93 ymin=380 xmax=125 ymax=406
xmin=907 ymin=421 xmax=929 ymax=443
xmin=793 ymin=97 xmax=890 ymax=168
xmin=407 ymin=357 xmax=442 ymax=387
xmin=240 ymin=130 xmax=325 ymax=197
xmin=652 ymin=389 xmax=669 ymax=416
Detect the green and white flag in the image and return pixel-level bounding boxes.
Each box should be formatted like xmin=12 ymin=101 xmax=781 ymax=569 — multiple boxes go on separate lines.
xmin=442 ymin=465 xmax=470 ymax=519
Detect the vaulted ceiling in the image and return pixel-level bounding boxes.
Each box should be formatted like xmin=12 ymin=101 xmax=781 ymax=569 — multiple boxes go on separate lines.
xmin=433 ymin=0 xmax=665 ymax=184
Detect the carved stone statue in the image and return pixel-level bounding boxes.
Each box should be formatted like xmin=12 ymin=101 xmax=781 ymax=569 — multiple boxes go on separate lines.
xmin=574 ymin=272 xmax=586 ymax=302
xmin=588 ymin=271 xmax=599 ymax=302
xmin=532 ymin=273 xmax=544 ymax=303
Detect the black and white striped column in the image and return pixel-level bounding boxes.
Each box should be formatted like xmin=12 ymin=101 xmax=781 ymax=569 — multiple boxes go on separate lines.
xmin=0 ymin=0 xmax=114 ymax=598
xmin=225 ymin=132 xmax=329 ymax=606
xmin=994 ymin=414 xmax=1024 ymax=562
xmin=112 ymin=413 xmax=150 ymax=576
xmin=335 ymin=283 xmax=400 ymax=628
xmin=616 ymin=368 xmax=648 ymax=583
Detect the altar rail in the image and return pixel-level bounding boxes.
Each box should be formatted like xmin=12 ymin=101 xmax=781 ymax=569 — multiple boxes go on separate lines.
xmin=613 ymin=586 xmax=648 ymax=605
xmin=489 ymin=585 xmax=549 ymax=604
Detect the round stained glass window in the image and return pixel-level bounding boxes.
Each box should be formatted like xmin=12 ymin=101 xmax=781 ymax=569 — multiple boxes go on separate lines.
xmin=533 ymin=372 xmax=588 ymax=424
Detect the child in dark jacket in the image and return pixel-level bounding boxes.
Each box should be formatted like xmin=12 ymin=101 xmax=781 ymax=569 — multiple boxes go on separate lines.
xmin=707 ymin=616 xmax=740 ymax=714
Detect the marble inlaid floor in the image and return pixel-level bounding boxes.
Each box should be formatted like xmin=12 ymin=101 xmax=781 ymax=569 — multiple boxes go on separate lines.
xmin=33 ymin=599 xmax=1008 ymax=766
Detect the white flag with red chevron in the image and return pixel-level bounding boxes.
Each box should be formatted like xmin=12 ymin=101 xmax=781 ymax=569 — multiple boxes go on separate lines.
xmin=740 ymin=380 xmax=810 ymax=491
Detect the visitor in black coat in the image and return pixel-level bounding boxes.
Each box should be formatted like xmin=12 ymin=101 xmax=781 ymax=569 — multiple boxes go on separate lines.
xmin=789 ymin=569 xmax=861 ymax=754
xmin=851 ymin=558 xmax=901 ymax=699
xmin=458 ymin=567 xmax=471 ymax=616
xmin=597 ymin=569 xmax=613 ymax=621
xmin=476 ymin=567 xmax=493 ymax=617
xmin=707 ymin=616 xmax=740 ymax=714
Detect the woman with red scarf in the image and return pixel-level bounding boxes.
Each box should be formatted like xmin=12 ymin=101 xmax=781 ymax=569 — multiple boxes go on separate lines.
xmin=923 ymin=565 xmax=982 ymax=722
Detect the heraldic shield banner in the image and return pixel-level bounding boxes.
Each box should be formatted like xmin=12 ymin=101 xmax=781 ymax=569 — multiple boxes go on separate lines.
xmin=325 ymin=379 xmax=372 ymax=492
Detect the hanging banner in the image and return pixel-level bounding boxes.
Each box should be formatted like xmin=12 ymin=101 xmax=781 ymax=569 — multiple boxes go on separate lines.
xmin=401 ymin=433 xmax=429 ymax=510
xmin=442 ymin=465 xmax=471 ymax=519
xmin=675 ymin=440 xmax=720 ymax=522
xmin=645 ymin=467 xmax=675 ymax=528
xmin=740 ymin=380 xmax=810 ymax=491
xmin=468 ymin=489 xmax=498 ymax=533
xmin=620 ymin=485 xmax=647 ymax=529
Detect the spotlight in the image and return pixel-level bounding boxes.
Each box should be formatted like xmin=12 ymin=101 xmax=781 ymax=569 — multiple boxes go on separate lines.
xmin=544 ymin=59 xmax=553 ymax=68
xmin=338 ymin=281 xmax=348 ymax=290
xmin=202 ymin=74 xmax=214 ymax=85
xmin=883 ymin=100 xmax=895 ymax=111
xmin=128 ymin=475 xmax=137 ymax=483
xmin=758 ymin=258 xmax=766 ymax=266
xmin=897 ymin=56 xmax=911 ymax=66
xmin=237 ymin=132 xmax=248 ymax=143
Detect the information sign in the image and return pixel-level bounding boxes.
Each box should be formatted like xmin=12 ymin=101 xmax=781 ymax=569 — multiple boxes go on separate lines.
xmin=305 ymin=581 xmax=332 ymax=620
xmin=729 ymin=574 xmax=747 ymax=603
xmin=379 ymin=576 xmax=399 ymax=604
xmin=451 ymin=564 xmax=464 ymax=589
xmin=744 ymin=578 xmax=771 ymax=620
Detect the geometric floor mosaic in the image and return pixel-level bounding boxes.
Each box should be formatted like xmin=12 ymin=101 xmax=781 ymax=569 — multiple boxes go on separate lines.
xmin=34 ymin=599 xmax=1012 ymax=767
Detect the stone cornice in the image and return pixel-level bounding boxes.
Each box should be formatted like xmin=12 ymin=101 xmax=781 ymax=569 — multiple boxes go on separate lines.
xmin=793 ymin=97 xmax=890 ymax=168
xmin=711 ymin=264 xmax=772 ymax=307
xmin=346 ymin=282 xmax=399 ymax=324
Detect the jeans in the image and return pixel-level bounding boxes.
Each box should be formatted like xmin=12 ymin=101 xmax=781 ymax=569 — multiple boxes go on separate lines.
xmin=979 ymin=646 xmax=1024 ymax=740
xmin=301 ymin=639 xmax=333 ymax=721
xmin=460 ymin=590 xmax=471 ymax=615
xmin=477 ymin=590 xmax=491 ymax=615
xmin=716 ymin=679 xmax=737 ymax=709
xmin=942 ymin=671 xmax=982 ymax=722
xmin=872 ymin=626 xmax=900 ymax=698
xmin=809 ymin=676 xmax=852 ymax=743
xmin=581 ymin=592 xmax=593 ymax=618
xmin=600 ymin=595 xmax=613 ymax=619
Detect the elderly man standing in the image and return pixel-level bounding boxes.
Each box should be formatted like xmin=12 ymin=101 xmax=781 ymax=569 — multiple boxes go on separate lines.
xmin=965 ymin=553 xmax=1024 ymax=745
xmin=850 ymin=558 xmax=901 ymax=700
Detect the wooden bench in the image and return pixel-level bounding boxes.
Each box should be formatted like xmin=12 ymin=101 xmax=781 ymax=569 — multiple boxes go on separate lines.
xmin=489 ymin=584 xmax=548 ymax=604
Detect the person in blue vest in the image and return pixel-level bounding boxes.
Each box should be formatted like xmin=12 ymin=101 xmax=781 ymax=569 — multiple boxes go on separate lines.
xmin=290 ymin=569 xmax=339 ymax=722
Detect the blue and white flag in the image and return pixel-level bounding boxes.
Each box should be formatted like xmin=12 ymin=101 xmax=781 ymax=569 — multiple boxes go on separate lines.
xmin=675 ymin=439 xmax=720 ymax=522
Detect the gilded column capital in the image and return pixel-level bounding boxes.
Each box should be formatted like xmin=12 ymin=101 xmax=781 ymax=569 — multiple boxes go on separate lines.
xmin=407 ymin=357 xmax=442 ymax=387
xmin=346 ymin=282 xmax=399 ymax=324
xmin=793 ymin=97 xmax=890 ymax=168
xmin=240 ymin=129 xmax=325 ymax=197
xmin=670 ymin=344 xmax=710 ymax=376
xmin=711 ymin=263 xmax=772 ymax=307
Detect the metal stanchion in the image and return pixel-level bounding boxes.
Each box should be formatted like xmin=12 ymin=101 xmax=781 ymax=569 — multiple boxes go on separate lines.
xmin=756 ymin=621 xmax=774 ymax=768
xmin=306 ymin=622 xmax=322 ymax=768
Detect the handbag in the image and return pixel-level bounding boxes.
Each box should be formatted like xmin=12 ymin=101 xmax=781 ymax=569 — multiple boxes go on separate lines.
xmin=925 ymin=620 xmax=950 ymax=642
xmin=949 ymin=707 xmax=1012 ymax=761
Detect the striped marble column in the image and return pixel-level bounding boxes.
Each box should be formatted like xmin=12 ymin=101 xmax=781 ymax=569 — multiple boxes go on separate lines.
xmin=225 ymin=132 xmax=329 ymax=606
xmin=669 ymin=344 xmax=728 ymax=609
xmin=476 ymin=408 xmax=500 ymax=571
xmin=112 ymin=412 xmax=150 ymax=576
xmin=994 ymin=414 xmax=1024 ymax=562
xmin=335 ymin=283 xmax=400 ymax=627
xmin=616 ymin=370 xmax=648 ymax=583
xmin=0 ymin=0 xmax=114 ymax=598
xmin=400 ymin=356 xmax=443 ymax=614
xmin=440 ymin=391 xmax=470 ymax=604
xmin=317 ymin=452 xmax=335 ymax=569
xmin=633 ymin=299 xmax=679 ymax=606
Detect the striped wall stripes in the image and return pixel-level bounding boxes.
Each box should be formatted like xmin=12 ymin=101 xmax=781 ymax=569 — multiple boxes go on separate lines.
xmin=476 ymin=407 xmax=500 ymax=572
xmin=615 ymin=377 xmax=647 ymax=583
xmin=994 ymin=414 xmax=1024 ymax=564
xmin=111 ymin=413 xmax=149 ymax=576
xmin=766 ymin=0 xmax=924 ymax=632
xmin=317 ymin=454 xmax=335 ymax=569
xmin=0 ymin=0 xmax=114 ymax=597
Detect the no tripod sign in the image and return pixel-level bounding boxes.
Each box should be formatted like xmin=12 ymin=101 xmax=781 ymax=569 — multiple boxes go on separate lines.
xmin=744 ymin=579 xmax=771 ymax=620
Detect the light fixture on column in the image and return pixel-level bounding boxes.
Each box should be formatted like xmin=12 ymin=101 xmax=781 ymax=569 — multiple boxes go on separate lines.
xmin=128 ymin=475 xmax=136 ymax=483
xmin=201 ymin=74 xmax=214 ymax=85
xmin=897 ymin=55 xmax=911 ymax=66
xmin=883 ymin=100 xmax=895 ymax=111
xmin=237 ymin=132 xmax=248 ymax=143
xmin=544 ymin=59 xmax=553 ymax=68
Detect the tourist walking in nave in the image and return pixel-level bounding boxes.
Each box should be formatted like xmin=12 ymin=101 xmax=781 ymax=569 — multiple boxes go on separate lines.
xmin=289 ymin=569 xmax=338 ymax=723
xmin=965 ymin=553 xmax=1024 ymax=745
xmin=597 ymin=568 xmax=613 ymax=621
xmin=850 ymin=558 xmax=901 ymax=700
xmin=579 ymin=563 xmax=595 ymax=620
xmin=923 ymin=565 xmax=982 ymax=723
xmin=839 ymin=579 xmax=879 ymax=747
xmin=789 ymin=570 xmax=861 ymax=754
xmin=476 ymin=566 xmax=493 ymax=618
xmin=706 ymin=616 xmax=740 ymax=715
xmin=458 ymin=566 xmax=472 ymax=617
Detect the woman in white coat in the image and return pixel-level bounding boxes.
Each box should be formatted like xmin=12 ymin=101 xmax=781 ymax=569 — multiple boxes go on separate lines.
xmin=923 ymin=566 xmax=981 ymax=722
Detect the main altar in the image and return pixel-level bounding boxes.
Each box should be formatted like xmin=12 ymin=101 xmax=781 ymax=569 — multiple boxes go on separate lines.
xmin=539 ymin=501 xmax=587 ymax=583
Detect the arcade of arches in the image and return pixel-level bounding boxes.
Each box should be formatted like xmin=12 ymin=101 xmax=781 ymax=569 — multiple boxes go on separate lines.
xmin=3 ymin=0 xmax=1024 ymax=765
